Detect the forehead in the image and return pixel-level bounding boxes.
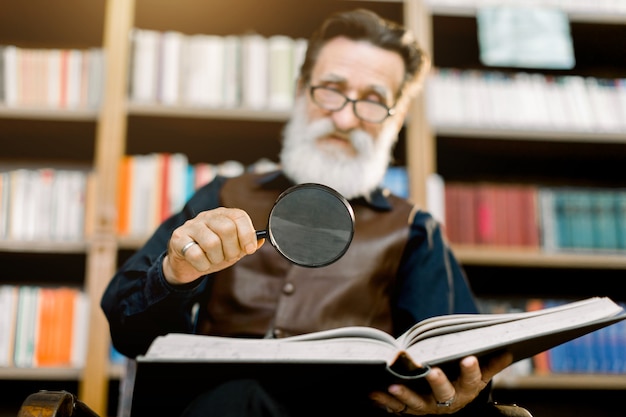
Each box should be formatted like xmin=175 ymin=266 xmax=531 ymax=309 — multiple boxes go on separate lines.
xmin=311 ymin=37 xmax=405 ymax=98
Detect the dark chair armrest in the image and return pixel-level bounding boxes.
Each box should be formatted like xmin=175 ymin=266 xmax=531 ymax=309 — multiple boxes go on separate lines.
xmin=18 ymin=390 xmax=100 ymax=417
xmin=493 ymin=403 xmax=533 ymax=417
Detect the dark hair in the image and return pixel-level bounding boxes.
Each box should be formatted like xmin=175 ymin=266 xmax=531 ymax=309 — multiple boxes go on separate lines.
xmin=299 ymin=9 xmax=429 ymax=100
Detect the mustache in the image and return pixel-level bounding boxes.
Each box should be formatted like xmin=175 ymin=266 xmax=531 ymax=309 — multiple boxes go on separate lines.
xmin=307 ymin=118 xmax=372 ymax=154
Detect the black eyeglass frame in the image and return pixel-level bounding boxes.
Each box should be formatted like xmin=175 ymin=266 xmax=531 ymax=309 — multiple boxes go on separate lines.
xmin=308 ymin=85 xmax=396 ymax=123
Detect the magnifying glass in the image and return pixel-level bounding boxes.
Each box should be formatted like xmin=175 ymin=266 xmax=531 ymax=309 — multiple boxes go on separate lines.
xmin=255 ymin=183 xmax=355 ymax=268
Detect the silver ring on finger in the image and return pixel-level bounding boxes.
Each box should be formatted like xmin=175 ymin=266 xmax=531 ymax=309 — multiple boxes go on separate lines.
xmin=181 ymin=241 xmax=198 ymax=256
xmin=435 ymin=396 xmax=455 ymax=407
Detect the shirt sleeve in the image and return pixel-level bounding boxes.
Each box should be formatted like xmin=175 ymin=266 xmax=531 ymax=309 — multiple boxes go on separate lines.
xmin=392 ymin=209 xmax=479 ymax=337
xmin=100 ymin=177 xmax=226 ymax=358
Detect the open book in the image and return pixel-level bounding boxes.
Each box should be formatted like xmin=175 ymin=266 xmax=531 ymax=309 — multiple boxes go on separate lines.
xmin=131 ymin=297 xmax=625 ymax=415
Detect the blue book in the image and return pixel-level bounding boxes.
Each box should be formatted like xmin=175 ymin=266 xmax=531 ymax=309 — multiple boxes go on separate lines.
xmin=590 ymin=190 xmax=619 ymax=250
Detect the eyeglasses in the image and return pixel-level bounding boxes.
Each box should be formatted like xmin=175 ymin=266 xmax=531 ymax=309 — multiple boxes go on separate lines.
xmin=309 ymin=86 xmax=395 ymax=123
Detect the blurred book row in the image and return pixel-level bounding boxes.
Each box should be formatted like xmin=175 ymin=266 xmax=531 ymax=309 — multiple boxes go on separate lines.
xmin=116 ymin=153 xmax=280 ymax=237
xmin=444 ymin=182 xmax=626 ymax=253
xmin=480 ymin=297 xmax=626 ymax=377
xmin=0 ymin=285 xmax=89 ymax=369
xmin=129 ymin=29 xmax=307 ymax=110
xmin=0 ymin=46 xmax=104 ymax=109
xmin=0 ymin=168 xmax=94 ymax=242
xmin=426 ymin=68 xmax=626 ymax=132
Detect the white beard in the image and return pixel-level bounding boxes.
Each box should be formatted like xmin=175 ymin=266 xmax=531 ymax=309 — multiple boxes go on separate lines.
xmin=279 ymin=96 xmax=398 ymax=200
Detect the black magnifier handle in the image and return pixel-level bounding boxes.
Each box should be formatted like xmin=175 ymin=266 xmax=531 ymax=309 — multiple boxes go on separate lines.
xmin=256 ymin=230 xmax=268 ymax=239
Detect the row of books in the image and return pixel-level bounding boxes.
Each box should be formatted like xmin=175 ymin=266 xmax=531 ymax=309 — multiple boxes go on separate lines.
xmin=130 ymin=29 xmax=307 ymax=110
xmin=444 ymin=182 xmax=626 ymax=252
xmin=117 ymin=153 xmax=420 ymax=238
xmin=424 ymin=0 xmax=626 ymax=14
xmin=116 ymin=153 xmax=279 ymax=237
xmin=480 ymin=297 xmax=626 ymax=375
xmin=426 ymin=68 xmax=626 ymax=132
xmin=0 ymin=45 xmax=104 ymax=109
xmin=0 ymin=285 xmax=89 ymax=368
xmin=0 ymin=168 xmax=94 ymax=242
xmin=444 ymin=182 xmax=540 ymax=248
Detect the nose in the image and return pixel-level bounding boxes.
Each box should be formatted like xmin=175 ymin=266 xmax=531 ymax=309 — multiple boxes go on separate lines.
xmin=330 ymin=102 xmax=361 ymax=132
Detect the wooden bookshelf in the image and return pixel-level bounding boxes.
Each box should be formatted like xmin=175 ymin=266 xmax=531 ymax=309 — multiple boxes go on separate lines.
xmin=421 ymin=1 xmax=626 ymax=415
xmin=2 ymin=0 xmax=625 ymax=415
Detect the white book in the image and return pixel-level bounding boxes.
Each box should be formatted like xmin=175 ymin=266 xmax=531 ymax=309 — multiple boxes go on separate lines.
xmin=424 ymin=69 xmax=446 ymax=126
xmin=167 ymin=153 xmax=190 ymax=216
xmin=543 ymin=76 xmax=570 ymax=130
xmin=23 ymin=170 xmax=38 ymax=240
xmin=267 ymin=35 xmax=295 ymax=110
xmin=182 ymin=34 xmax=225 ymax=107
xmin=0 ymin=285 xmax=18 ymax=367
xmin=71 ymin=291 xmax=90 ymax=368
xmin=241 ymin=34 xmax=269 ymax=110
xmin=47 ymin=49 xmax=62 ymax=107
xmin=426 ymin=173 xmax=445 ymax=226
xmin=510 ymin=72 xmax=536 ymax=128
xmin=130 ymin=155 xmax=155 ymax=237
xmin=66 ymin=170 xmax=87 ymax=241
xmin=561 ymin=75 xmax=594 ymax=131
xmin=65 ymin=49 xmax=83 ymax=109
xmin=615 ymin=78 xmax=626 ymax=132
xmin=33 ymin=168 xmax=55 ymax=240
xmin=538 ymin=187 xmax=557 ymax=252
xmin=158 ymin=31 xmax=184 ymax=106
xmin=27 ymin=49 xmax=47 ymax=107
xmin=0 ymin=172 xmax=8 ymax=239
xmin=461 ymin=70 xmax=489 ymax=127
xmin=585 ymin=77 xmax=621 ymax=132
xmin=527 ymin=73 xmax=551 ymax=129
xmin=3 ymin=45 xmax=18 ymax=106
xmin=130 ymin=29 xmax=160 ymax=103
xmin=50 ymin=170 xmax=68 ymax=240
xmin=14 ymin=286 xmax=39 ymax=368
xmin=222 ymin=35 xmax=242 ymax=108
xmin=87 ymin=48 xmax=105 ymax=108
xmin=8 ymin=169 xmax=30 ymax=240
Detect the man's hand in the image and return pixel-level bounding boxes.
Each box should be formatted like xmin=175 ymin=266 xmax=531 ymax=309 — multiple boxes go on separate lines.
xmin=369 ymin=352 xmax=513 ymax=415
xmin=163 ymin=207 xmax=264 ymax=285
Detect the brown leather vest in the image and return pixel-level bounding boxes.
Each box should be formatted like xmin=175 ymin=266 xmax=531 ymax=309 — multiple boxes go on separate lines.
xmin=197 ymin=173 xmax=414 ymax=338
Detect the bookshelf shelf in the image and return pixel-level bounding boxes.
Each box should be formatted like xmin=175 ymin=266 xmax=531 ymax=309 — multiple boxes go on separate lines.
xmin=0 ymin=367 xmax=82 ymax=381
xmin=0 ymin=107 xmax=99 ymax=122
xmin=454 ymin=246 xmax=626 ymax=269
xmin=128 ymin=103 xmax=290 ymax=122
xmin=435 ymin=125 xmax=626 ymax=144
xmin=494 ymin=373 xmax=626 ymax=390
xmin=0 ymin=240 xmax=89 ymax=254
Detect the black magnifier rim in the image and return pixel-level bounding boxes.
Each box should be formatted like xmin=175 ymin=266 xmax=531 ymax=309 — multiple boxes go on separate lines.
xmin=266 ymin=183 xmax=355 ymax=268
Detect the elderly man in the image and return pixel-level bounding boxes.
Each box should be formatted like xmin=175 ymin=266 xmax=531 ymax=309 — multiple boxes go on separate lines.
xmin=102 ymin=8 xmax=511 ymax=417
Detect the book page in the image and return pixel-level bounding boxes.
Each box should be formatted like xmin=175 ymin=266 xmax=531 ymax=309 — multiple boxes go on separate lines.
xmin=142 ymin=333 xmax=399 ymax=365
xmin=404 ymin=297 xmax=624 ymax=366
xmin=399 ymin=297 xmax=606 ymax=347
xmin=284 ymin=325 xmax=398 ymax=345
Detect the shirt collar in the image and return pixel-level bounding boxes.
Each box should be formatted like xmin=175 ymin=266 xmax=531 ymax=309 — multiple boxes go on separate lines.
xmin=256 ymin=170 xmax=393 ymax=211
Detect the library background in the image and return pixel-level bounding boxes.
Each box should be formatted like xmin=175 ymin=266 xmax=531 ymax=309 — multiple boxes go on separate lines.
xmin=1 ymin=0 xmax=625 ymax=416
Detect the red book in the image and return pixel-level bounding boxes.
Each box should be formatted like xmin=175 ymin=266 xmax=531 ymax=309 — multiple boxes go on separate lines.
xmin=475 ymin=184 xmax=497 ymax=245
